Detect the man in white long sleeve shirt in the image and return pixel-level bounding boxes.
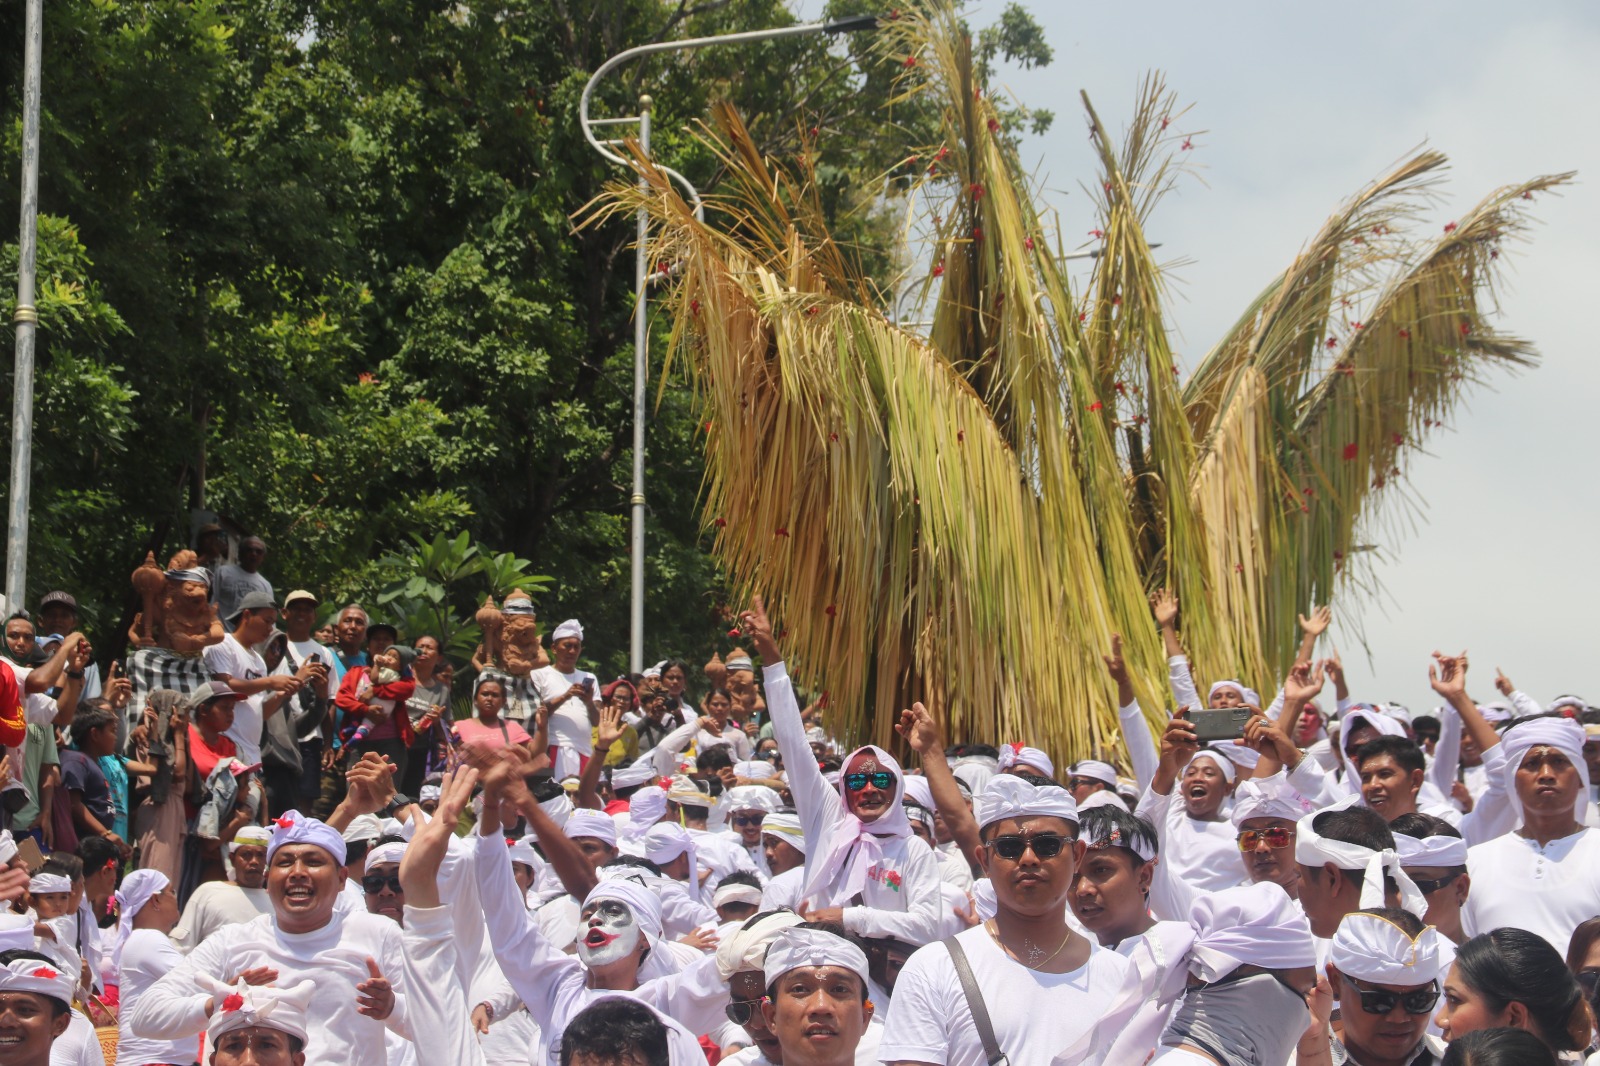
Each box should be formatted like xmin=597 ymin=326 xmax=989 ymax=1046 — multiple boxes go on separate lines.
xmin=738 ymin=599 xmax=943 ymax=948
xmin=126 ymin=810 xmax=413 ymax=1066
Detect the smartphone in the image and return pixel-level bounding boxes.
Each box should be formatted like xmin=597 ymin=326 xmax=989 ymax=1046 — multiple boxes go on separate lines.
xmin=1188 ymin=707 xmax=1253 ymax=744
xmin=308 ymin=653 xmax=321 ymax=664
xmin=14 ymin=836 xmax=44 ymax=873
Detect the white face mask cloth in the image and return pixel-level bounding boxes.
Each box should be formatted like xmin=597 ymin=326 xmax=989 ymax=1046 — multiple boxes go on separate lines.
xmin=1161 ymin=972 xmax=1310 ymax=1066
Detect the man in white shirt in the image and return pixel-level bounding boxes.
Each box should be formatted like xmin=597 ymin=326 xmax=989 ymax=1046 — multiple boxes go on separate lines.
xmin=276 ymin=589 xmax=337 ymax=808
xmin=202 ymin=591 xmax=302 ymax=767
xmin=878 ymin=774 xmax=1128 ymax=1066
xmin=171 ymin=826 xmax=274 ymax=951
xmin=760 ymin=926 xmax=877 ymax=1066
xmin=527 ymin=619 xmax=598 ymax=779
xmin=126 ymin=810 xmax=413 ymax=1066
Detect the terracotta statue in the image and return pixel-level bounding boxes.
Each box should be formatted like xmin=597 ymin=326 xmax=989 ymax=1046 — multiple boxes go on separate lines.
xmin=129 ymin=550 xmax=224 ymax=654
xmin=725 ymin=645 xmax=757 ymax=704
xmin=704 ymin=650 xmax=727 ymax=690
xmin=475 ymin=596 xmax=504 ymax=666
xmin=498 ymin=590 xmax=547 ymax=675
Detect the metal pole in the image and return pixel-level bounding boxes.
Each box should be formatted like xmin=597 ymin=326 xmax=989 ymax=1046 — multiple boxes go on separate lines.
xmin=6 ymin=0 xmax=44 ymax=612
xmin=628 ymin=96 xmax=651 ymax=675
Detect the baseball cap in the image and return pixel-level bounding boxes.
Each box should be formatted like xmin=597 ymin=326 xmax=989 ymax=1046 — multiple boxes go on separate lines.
xmin=282 ymin=589 xmax=318 ymax=608
xmin=229 ymin=591 xmax=278 ymax=620
xmin=184 ymin=680 xmax=242 ymax=712
xmin=38 ymin=591 xmax=76 ymax=612
xmin=366 ymin=622 xmax=398 ymax=643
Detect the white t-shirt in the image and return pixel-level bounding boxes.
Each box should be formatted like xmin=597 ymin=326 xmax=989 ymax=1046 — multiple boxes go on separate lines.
xmin=124 ymin=909 xmax=410 ymax=1066
xmin=278 ymin=637 xmax=337 ymax=741
xmin=760 ymin=866 xmax=806 ymax=911
xmin=115 ymin=928 xmax=195 ymax=1066
xmin=202 ymin=633 xmax=269 ymax=766
xmin=528 ymin=665 xmax=598 ymax=776
xmin=51 ymin=1009 xmax=104 ymax=1066
xmin=171 ymin=880 xmax=273 ymax=952
xmin=878 ymin=925 xmax=1129 ymax=1066
xmin=1461 ymin=826 xmax=1600 ymax=952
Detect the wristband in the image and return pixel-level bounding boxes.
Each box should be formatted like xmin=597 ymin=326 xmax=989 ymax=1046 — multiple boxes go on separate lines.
xmin=65 ymin=669 xmax=85 ymax=679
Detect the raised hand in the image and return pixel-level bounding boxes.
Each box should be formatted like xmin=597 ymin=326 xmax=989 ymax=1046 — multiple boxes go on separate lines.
xmin=1428 ymin=650 xmax=1470 ymax=702
xmin=894 ymin=702 xmax=943 ymax=756
xmin=401 ymin=767 xmax=478 ymax=907
xmin=1297 ymin=605 xmax=1331 ymax=638
xmin=696 ymin=715 xmax=723 ymax=737
xmin=1494 ymin=668 xmax=1513 ymax=697
xmin=1283 ymin=660 xmax=1326 ymax=704
xmin=1150 ymin=589 xmax=1179 ymax=628
xmin=344 ymin=752 xmax=397 ymax=815
xmin=1159 ymin=708 xmax=1199 ymax=767
xmin=738 ymin=595 xmax=779 ymax=662
xmin=595 ymin=704 xmax=625 ymax=750
xmin=1101 ymin=634 xmax=1130 ymax=688
xmin=1320 ymin=653 xmax=1345 ymax=690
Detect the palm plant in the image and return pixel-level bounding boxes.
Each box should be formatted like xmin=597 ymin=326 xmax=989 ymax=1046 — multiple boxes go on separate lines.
xmin=590 ymin=3 xmax=1571 ymax=760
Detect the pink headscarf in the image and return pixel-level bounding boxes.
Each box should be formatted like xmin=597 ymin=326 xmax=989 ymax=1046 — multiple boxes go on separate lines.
xmin=801 ymin=744 xmax=912 ymax=906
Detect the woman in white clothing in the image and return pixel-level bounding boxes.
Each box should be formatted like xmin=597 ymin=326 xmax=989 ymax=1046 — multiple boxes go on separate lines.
xmin=111 ymin=870 xmax=191 ymax=1066
xmin=1139 ymin=711 xmax=1246 ymax=920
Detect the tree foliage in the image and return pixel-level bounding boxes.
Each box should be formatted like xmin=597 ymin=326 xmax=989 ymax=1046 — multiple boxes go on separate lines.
xmin=3 ymin=0 xmax=1047 ymax=674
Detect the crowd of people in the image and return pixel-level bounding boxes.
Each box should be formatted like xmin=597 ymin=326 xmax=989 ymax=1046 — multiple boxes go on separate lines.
xmin=0 ymin=541 xmax=1597 ymax=1066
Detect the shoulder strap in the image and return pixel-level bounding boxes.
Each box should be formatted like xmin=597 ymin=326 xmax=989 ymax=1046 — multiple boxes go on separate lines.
xmin=943 ymin=934 xmax=1008 ymax=1066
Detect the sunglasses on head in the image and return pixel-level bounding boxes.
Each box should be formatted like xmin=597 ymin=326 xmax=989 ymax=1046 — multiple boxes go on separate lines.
xmin=1407 ymin=871 xmax=1463 ymax=894
xmin=844 ymin=771 xmax=895 ymax=792
xmin=732 ymin=814 xmax=765 ymax=828
xmin=725 ymin=998 xmax=765 ymax=1026
xmin=1236 ymin=827 xmax=1293 ymax=852
xmin=362 ymin=873 xmax=403 ymax=894
xmin=986 ymin=833 xmax=1070 ymax=861
xmin=1341 ymin=974 xmax=1439 ymax=1015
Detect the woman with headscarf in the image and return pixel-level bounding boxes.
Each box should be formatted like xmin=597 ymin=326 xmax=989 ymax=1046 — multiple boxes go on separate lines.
xmin=738 ymin=597 xmax=942 ymax=948
xmin=111 ymin=870 xmax=189 ymax=1066
xmin=129 ymin=689 xmax=188 ymax=885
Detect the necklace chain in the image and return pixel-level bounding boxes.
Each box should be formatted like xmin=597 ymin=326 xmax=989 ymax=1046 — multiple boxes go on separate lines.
xmin=985 ymin=919 xmax=1072 ymax=969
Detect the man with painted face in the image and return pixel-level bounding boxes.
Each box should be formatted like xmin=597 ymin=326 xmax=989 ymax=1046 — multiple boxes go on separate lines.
xmin=127 ymin=810 xmax=413 ymax=1066
xmin=740 ymin=598 xmax=942 ymax=948
xmin=879 ymin=774 xmax=1128 ymax=1066
xmin=469 ymin=746 xmax=731 ymax=1065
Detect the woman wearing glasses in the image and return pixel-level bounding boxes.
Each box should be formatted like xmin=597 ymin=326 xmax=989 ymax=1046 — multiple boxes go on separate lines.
xmin=738 ymin=597 xmax=944 ymax=954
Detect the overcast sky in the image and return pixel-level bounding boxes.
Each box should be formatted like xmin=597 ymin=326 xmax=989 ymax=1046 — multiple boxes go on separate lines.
xmin=801 ymin=1 xmax=1600 ymax=712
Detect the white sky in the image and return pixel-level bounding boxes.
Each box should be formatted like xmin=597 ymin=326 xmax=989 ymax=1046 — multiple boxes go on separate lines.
xmin=802 ymin=1 xmax=1600 ymax=712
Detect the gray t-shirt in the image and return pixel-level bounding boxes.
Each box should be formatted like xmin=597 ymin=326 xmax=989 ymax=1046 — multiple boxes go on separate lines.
xmin=214 ymin=565 xmax=274 ymax=630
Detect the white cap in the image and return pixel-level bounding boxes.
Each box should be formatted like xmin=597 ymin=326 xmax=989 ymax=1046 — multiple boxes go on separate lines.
xmin=762 ymin=926 xmax=870 ymax=991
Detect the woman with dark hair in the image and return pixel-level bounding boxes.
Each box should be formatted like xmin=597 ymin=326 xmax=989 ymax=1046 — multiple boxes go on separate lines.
xmin=1568 ymin=916 xmax=1600 ymax=1061
xmin=1440 ymin=1027 xmax=1558 ymax=1066
xmin=1437 ymin=927 xmax=1595 ymax=1056
xmin=452 ymin=676 xmax=535 ymax=753
xmin=593 ymin=680 xmax=641 ymax=766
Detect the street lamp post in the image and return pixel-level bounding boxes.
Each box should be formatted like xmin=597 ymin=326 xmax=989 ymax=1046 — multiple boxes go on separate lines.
xmin=6 ymin=0 xmax=45 ymax=613
xmin=579 ymin=14 xmax=879 ymax=674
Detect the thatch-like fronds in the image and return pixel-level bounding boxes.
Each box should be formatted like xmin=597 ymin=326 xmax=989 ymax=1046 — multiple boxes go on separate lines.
xmin=587 ymin=2 xmax=1571 ymax=763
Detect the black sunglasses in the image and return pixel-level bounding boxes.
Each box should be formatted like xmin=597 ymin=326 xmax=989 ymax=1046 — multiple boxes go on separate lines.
xmin=986 ymin=833 xmax=1069 ymax=861
xmin=844 ymin=771 xmax=895 ymax=792
xmin=732 ymin=814 xmax=765 ymax=828
xmin=361 ymin=873 xmax=403 ymax=894
xmin=1575 ymin=968 xmax=1599 ymax=996
xmin=1407 ymin=871 xmax=1463 ymax=894
xmin=725 ymin=998 xmax=765 ymax=1026
xmin=1342 ymin=974 xmax=1439 ymax=1015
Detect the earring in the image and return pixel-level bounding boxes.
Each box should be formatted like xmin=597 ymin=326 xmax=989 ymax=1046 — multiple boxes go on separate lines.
xmin=864 ymin=1000 xmax=875 ymax=1011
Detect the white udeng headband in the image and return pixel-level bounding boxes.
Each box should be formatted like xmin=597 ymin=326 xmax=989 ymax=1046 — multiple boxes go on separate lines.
xmin=712 ymin=883 xmax=764 ymax=909
xmin=1395 ymin=833 xmax=1469 ymax=869
xmin=1329 ymin=912 xmax=1444 ymax=987
xmin=1294 ymin=804 xmax=1428 ymax=917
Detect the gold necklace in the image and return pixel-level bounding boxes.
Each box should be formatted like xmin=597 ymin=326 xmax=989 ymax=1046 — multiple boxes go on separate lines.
xmin=985 ymin=919 xmax=1073 ymax=969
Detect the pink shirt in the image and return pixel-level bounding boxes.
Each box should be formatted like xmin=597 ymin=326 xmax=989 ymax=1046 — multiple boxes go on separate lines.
xmin=453 ymin=716 xmax=532 ymax=750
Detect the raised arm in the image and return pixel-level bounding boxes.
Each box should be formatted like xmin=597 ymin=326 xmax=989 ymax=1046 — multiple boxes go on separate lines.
xmin=1296 ymin=606 xmax=1330 ymax=665
xmin=1151 ymin=589 xmax=1184 ymax=660
xmin=895 ymin=702 xmax=983 ymax=870
xmin=575 ymin=705 xmax=622 ymax=811
xmin=1429 ymin=652 xmax=1498 ymax=755
xmin=739 ymin=596 xmax=841 ymax=848
xmin=1105 ymin=634 xmax=1159 ymax=791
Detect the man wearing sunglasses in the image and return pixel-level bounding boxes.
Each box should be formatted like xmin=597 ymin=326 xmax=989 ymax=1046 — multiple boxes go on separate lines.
xmin=1229 ymin=772 xmax=1317 ymax=901
xmin=880 ymin=775 xmax=1128 ymax=1066
xmin=1300 ymin=908 xmax=1447 ymax=1065
xmin=1389 ymin=814 xmax=1471 ymax=945
xmin=740 ymin=598 xmax=943 ymax=949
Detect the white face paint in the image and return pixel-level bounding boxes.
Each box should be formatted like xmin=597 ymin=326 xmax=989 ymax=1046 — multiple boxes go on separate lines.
xmin=576 ymin=898 xmax=640 ymax=968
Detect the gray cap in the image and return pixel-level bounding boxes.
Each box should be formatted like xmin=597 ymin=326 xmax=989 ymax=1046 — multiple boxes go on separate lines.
xmin=184 ymin=680 xmax=241 ymax=712
xmin=229 ymin=591 xmax=278 ymax=621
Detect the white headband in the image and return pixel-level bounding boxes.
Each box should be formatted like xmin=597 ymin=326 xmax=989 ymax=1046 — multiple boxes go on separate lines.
xmin=198 ymin=975 xmax=316 ymax=1046
xmin=1500 ymin=716 xmax=1592 ymax=824
xmin=712 ymin=883 xmax=764 ymax=909
xmin=27 ymin=873 xmax=70 ymax=894
xmin=0 ymin=957 xmax=76 ymax=1006
xmin=551 ymin=619 xmax=584 ymax=643
xmin=365 ymin=842 xmax=406 ymax=868
xmin=506 ymin=835 xmax=541 ymax=870
xmin=270 ymin=810 xmax=348 ymax=865
xmin=762 ymin=927 xmax=870 ymax=991
xmin=1329 ymin=912 xmax=1443 ymax=987
xmin=1081 ymin=812 xmax=1155 ymax=862
xmin=974 ymin=774 xmax=1079 ymax=831
xmin=611 ymin=762 xmax=658 ymax=790
xmin=112 ymin=869 xmax=169 ymax=971
xmin=1294 ymin=802 xmax=1427 ymax=917
xmin=998 ymin=744 xmax=1057 ymax=778
xmin=1209 ymin=680 xmax=1262 ymax=708
xmin=761 ymin=813 xmax=806 ymax=851
xmin=1231 ymin=772 xmax=1318 ymax=827
xmin=724 ymin=786 xmax=781 ymax=815
xmin=1188 ymin=882 xmax=1317 ymax=982
xmin=1076 ymin=789 xmax=1129 ymax=813
xmin=1395 ymin=833 xmax=1469 ymax=869
xmin=231 ymin=826 xmax=271 ymax=852
xmin=1069 ymin=760 xmax=1118 ymax=787
xmin=1185 ymin=748 xmax=1236 ymax=785
xmin=564 ymin=809 xmax=619 ymax=847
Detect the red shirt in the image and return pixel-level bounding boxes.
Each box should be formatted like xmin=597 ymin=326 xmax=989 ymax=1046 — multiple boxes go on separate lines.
xmin=0 ymin=661 xmax=24 ymax=748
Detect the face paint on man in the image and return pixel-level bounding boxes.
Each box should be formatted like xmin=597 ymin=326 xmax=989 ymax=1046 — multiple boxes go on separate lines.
xmin=576 ymin=898 xmax=641 ymax=969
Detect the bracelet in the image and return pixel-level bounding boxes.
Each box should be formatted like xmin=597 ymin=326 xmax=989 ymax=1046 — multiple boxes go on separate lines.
xmin=65 ymin=669 xmax=84 ymax=679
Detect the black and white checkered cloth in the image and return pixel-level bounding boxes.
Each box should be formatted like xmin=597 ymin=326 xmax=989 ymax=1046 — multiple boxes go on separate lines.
xmin=128 ymin=645 xmax=212 ymax=712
